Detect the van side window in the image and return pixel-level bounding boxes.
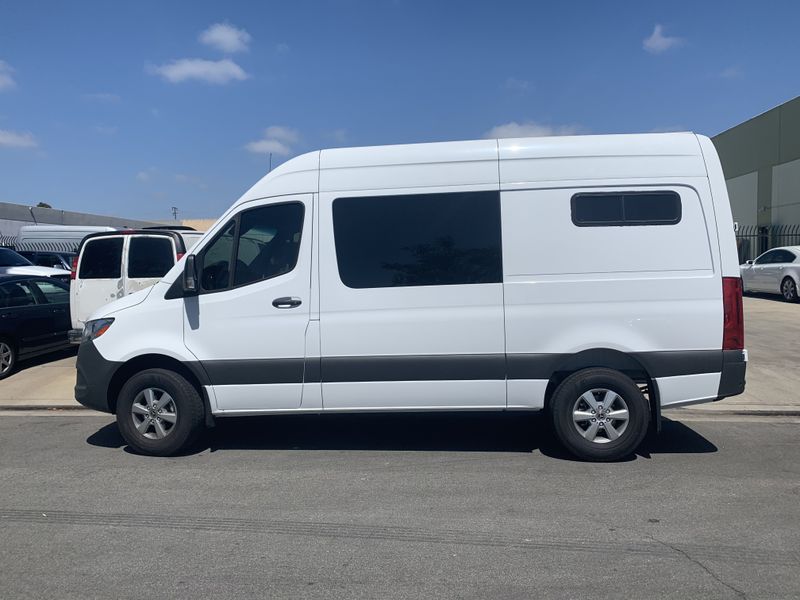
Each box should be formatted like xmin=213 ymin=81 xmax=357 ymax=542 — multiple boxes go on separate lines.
xmin=128 ymin=237 xmax=175 ymax=278
xmin=200 ymin=221 xmax=236 ymax=291
xmin=79 ymin=238 xmax=123 ymax=279
xmin=198 ymin=202 xmax=305 ymax=293
xmin=571 ymin=192 xmax=681 ymax=226
xmin=234 ymin=203 xmax=305 ymax=287
xmin=332 ymin=191 xmax=502 ymax=288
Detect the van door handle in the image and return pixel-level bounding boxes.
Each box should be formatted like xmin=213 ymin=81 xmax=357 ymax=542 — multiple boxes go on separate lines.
xmin=272 ymin=296 xmax=302 ymax=309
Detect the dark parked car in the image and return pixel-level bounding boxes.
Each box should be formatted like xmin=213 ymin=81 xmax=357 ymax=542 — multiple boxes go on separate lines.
xmin=0 ymin=275 xmax=71 ymax=379
xmin=18 ymin=251 xmax=76 ymax=271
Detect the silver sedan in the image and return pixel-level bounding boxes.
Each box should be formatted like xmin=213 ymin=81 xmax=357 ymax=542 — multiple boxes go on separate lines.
xmin=740 ymin=246 xmax=800 ymax=302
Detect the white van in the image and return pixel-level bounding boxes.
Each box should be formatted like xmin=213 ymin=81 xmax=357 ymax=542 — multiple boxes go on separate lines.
xmin=74 ymin=133 xmax=746 ymax=460
xmin=69 ymin=228 xmax=203 ymax=342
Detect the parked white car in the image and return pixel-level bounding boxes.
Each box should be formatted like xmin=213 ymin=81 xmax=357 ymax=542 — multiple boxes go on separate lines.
xmin=0 ymin=248 xmax=70 ymax=282
xmin=740 ymin=246 xmax=800 ymax=302
xmin=74 ymin=132 xmax=746 ymax=461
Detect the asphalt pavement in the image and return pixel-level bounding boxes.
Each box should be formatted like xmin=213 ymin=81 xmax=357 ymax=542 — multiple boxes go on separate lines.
xmin=1 ymin=412 xmax=798 ymax=599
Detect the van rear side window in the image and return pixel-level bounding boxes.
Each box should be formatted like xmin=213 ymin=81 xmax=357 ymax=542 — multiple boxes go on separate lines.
xmin=79 ymin=238 xmax=123 ymax=279
xmin=128 ymin=237 xmax=174 ymax=278
xmin=332 ymin=191 xmax=502 ymax=288
xmin=571 ymin=192 xmax=681 ymax=226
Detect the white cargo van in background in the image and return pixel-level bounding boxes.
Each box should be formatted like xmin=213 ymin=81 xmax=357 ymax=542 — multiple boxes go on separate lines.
xmin=69 ymin=228 xmax=203 ymax=342
xmin=74 ymin=133 xmax=746 ymax=461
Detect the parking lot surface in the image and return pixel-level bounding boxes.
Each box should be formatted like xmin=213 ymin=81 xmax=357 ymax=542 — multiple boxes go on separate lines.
xmin=0 ymin=414 xmax=798 ymax=599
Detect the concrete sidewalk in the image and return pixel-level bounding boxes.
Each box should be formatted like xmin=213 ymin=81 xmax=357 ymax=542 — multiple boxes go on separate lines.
xmin=0 ymin=296 xmax=798 ymax=416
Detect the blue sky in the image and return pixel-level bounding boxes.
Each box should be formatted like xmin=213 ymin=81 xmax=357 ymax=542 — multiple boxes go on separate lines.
xmin=1 ymin=0 xmax=798 ymax=220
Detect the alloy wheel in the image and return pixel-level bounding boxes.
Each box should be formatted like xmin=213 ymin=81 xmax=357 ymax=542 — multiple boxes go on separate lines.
xmin=0 ymin=342 xmax=13 ymax=375
xmin=782 ymin=279 xmax=797 ymax=301
xmin=572 ymin=389 xmax=630 ymax=444
xmin=130 ymin=387 xmax=178 ymax=440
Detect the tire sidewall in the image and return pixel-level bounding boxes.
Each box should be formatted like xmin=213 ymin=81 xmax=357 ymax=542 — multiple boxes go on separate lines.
xmin=0 ymin=338 xmax=16 ymax=380
xmin=116 ymin=369 xmax=204 ymax=456
xmin=551 ymin=369 xmax=650 ymax=461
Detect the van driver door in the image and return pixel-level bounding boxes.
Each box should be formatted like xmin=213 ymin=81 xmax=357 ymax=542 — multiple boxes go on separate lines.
xmin=182 ymin=194 xmax=313 ymax=412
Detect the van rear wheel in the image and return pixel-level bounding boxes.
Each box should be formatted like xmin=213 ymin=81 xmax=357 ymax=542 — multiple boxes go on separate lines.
xmin=550 ymin=368 xmax=649 ymax=462
xmin=116 ymin=368 xmax=205 ymax=456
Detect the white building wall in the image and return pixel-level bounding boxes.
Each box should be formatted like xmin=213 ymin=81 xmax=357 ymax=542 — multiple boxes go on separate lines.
xmin=772 ymin=157 xmax=800 ymax=225
xmin=725 ymin=171 xmax=758 ymax=227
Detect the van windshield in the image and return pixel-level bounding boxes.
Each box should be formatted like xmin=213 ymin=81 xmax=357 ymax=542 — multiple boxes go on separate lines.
xmin=0 ymin=248 xmax=33 ymax=267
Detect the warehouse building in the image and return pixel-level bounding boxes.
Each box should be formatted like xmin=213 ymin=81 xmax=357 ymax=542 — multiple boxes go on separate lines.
xmin=712 ymin=95 xmax=800 ymax=260
xmin=0 ymin=202 xmax=160 ymax=247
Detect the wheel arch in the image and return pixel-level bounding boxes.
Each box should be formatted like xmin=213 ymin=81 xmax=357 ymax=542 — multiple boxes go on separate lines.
xmin=542 ymin=348 xmax=660 ymax=432
xmin=107 ymin=353 xmax=214 ymax=426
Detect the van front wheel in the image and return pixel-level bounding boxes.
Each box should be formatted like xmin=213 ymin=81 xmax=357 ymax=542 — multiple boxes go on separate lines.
xmin=116 ymin=369 xmax=205 ymax=456
xmin=550 ymin=368 xmax=649 ymax=462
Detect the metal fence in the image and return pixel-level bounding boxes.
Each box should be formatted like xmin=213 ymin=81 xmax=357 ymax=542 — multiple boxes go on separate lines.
xmin=736 ymin=224 xmax=800 ymax=263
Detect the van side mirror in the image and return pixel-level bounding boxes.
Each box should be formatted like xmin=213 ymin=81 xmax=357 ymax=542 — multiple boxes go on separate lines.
xmin=745 ymin=260 xmax=753 ymax=265
xmin=183 ymin=255 xmax=198 ymax=294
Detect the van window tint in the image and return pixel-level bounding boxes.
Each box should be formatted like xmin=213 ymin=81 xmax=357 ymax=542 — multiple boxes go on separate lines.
xmin=234 ymin=203 xmax=305 ymax=287
xmin=79 ymin=238 xmax=123 ymax=279
xmin=128 ymin=237 xmax=175 ymax=278
xmin=572 ymin=192 xmax=681 ymax=226
xmin=333 ymin=191 xmax=502 ymax=288
xmin=200 ymin=221 xmax=236 ymax=291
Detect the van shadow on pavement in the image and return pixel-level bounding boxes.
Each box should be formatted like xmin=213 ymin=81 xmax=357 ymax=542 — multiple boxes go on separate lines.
xmin=86 ymin=413 xmax=716 ymax=462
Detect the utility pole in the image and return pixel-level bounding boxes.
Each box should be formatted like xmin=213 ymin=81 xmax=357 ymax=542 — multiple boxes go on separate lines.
xmin=171 ymin=206 xmax=179 ymax=221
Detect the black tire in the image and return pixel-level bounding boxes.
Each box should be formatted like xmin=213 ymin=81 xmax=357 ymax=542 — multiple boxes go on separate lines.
xmin=0 ymin=337 xmax=16 ymax=380
xmin=550 ymin=368 xmax=650 ymax=461
xmin=116 ymin=368 xmax=205 ymax=456
xmin=781 ymin=277 xmax=798 ymax=303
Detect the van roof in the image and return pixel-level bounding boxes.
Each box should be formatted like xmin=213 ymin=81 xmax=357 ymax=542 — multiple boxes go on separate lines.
xmin=237 ymin=132 xmax=706 ymax=207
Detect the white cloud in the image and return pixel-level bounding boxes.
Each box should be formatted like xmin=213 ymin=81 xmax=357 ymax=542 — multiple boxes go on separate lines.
xmin=483 ymin=120 xmax=583 ymax=139
xmin=643 ymin=24 xmax=683 ymax=54
xmin=93 ymin=125 xmax=118 ymax=135
xmin=83 ymin=92 xmax=120 ymax=102
xmin=0 ymin=129 xmax=37 ymax=148
xmin=148 ymin=58 xmax=249 ymax=84
xmin=504 ymin=77 xmax=531 ymax=92
xmin=276 ymin=43 xmax=290 ymax=54
xmin=199 ymin=22 xmax=252 ymax=53
xmin=136 ymin=167 xmax=157 ymax=182
xmin=245 ymin=126 xmax=300 ymax=156
xmin=0 ymin=60 xmax=17 ymax=92
xmin=720 ymin=66 xmax=743 ymax=79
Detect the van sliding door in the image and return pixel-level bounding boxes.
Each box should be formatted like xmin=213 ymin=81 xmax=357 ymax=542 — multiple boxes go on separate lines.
xmin=318 ymin=189 xmax=507 ymax=410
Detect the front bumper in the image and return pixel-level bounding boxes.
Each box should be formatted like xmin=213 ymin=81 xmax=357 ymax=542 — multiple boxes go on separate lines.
xmin=717 ymin=349 xmax=747 ymax=399
xmin=74 ymin=341 xmax=119 ymax=413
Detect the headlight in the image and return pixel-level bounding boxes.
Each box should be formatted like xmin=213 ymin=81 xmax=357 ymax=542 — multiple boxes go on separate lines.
xmin=81 ymin=318 xmax=115 ymax=343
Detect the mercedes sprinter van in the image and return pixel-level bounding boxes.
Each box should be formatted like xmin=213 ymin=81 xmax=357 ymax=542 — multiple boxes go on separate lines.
xmin=74 ymin=133 xmax=746 ymax=460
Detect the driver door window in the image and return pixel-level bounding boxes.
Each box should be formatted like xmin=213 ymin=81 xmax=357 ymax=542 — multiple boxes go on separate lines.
xmin=200 ymin=202 xmax=304 ymax=292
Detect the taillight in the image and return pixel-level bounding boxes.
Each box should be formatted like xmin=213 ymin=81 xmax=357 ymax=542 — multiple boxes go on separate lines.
xmin=722 ymin=277 xmax=744 ymax=350
xmin=176 ymin=252 xmax=185 ymax=262
xmin=70 ymin=256 xmax=78 ymax=280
